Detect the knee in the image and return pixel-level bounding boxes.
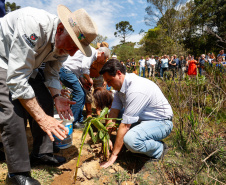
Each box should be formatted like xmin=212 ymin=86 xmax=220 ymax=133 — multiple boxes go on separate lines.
xmin=123 ymin=131 xmax=140 ymax=153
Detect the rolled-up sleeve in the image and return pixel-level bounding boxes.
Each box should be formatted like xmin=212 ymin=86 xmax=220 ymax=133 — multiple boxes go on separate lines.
xmin=121 ymin=92 xmax=150 ymax=124
xmin=44 ymin=57 xmax=66 ymax=90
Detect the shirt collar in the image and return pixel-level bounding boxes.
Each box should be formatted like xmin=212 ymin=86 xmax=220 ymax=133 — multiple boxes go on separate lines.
xmin=119 ymin=73 xmax=128 ymax=94
xmin=51 ymin=17 xmax=60 ymax=44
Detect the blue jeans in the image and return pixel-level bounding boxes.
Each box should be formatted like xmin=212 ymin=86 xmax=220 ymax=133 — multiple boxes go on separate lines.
xmin=139 ymin=67 xmax=145 ymax=77
xmin=123 ymin=120 xmax=173 ymax=159
xmin=59 ymin=67 xmax=85 ymax=123
xmin=198 ymin=67 xmax=202 ymax=76
xmin=160 ymin=67 xmax=168 ymax=77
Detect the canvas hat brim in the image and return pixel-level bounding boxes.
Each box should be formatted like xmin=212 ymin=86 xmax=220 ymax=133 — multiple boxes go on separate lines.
xmin=57 ymin=5 xmax=93 ymax=57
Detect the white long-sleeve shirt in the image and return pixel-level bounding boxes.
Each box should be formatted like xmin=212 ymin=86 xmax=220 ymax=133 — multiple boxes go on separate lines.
xmin=62 ymin=46 xmax=97 ymax=78
xmin=0 ymin=7 xmax=67 ymax=100
xmin=111 ymin=73 xmax=173 ymax=124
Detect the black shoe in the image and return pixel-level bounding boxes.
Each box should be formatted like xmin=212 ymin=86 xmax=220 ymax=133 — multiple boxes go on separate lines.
xmin=6 ymin=172 xmax=41 ymax=185
xmin=73 ymin=122 xmax=85 ymax=129
xmin=30 ymin=153 xmax=66 ymax=166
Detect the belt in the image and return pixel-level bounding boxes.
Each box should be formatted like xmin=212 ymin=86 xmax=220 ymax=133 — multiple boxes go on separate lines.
xmin=165 ymin=117 xmax=173 ymax=121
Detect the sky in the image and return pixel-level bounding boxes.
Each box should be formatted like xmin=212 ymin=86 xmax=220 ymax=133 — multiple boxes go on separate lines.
xmin=7 ymin=0 xmax=152 ymax=49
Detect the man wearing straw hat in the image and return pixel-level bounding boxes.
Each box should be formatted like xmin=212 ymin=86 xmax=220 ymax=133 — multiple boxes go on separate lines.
xmin=0 ymin=4 xmax=97 ymax=185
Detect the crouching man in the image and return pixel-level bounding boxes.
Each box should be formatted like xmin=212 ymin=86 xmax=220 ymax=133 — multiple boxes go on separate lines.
xmin=99 ymin=59 xmax=173 ymax=168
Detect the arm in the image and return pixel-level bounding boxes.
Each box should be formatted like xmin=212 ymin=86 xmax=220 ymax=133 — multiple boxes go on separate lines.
xmin=100 ymin=123 xmax=131 ymax=168
xmin=19 ymin=97 xmax=68 ymax=141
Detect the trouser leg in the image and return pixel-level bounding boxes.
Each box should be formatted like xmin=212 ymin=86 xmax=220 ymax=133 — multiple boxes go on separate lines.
xmin=28 ymin=75 xmax=53 ymax=154
xmin=59 ymin=68 xmax=85 ymax=123
xmin=139 ymin=67 xmax=142 ymax=76
xmin=0 ymin=67 xmax=30 ymax=173
xmin=123 ymin=120 xmax=173 ymax=159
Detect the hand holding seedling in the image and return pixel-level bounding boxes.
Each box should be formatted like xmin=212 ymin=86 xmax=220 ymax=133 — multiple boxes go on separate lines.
xmin=54 ymin=95 xmax=76 ymax=120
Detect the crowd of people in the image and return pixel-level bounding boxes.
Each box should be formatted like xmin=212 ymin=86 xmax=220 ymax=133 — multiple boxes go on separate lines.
xmin=122 ymin=50 xmax=226 ymax=80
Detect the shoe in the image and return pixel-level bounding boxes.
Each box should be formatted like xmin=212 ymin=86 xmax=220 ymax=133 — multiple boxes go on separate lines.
xmin=6 ymin=172 xmax=41 ymax=185
xmin=30 ymin=152 xmax=66 ymax=166
xmin=73 ymin=122 xmax=85 ymax=129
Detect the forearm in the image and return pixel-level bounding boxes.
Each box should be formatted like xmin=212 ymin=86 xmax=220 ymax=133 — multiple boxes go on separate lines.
xmin=111 ymin=123 xmax=130 ymax=156
xmin=19 ymin=97 xmax=46 ymax=123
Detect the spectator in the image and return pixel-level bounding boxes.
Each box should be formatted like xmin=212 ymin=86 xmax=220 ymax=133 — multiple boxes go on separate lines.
xmin=126 ymin=58 xmax=131 ymax=72
xmin=169 ymin=56 xmax=177 ymax=80
xmin=131 ymin=58 xmax=137 ymax=74
xmin=148 ymin=55 xmax=156 ymax=77
xmin=146 ymin=56 xmax=151 ymax=77
xmin=138 ymin=56 xmax=146 ymax=77
xmin=187 ymin=54 xmax=198 ymax=77
xmin=179 ymin=56 xmax=187 ymax=80
xmin=217 ymin=50 xmax=226 ymax=60
xmin=155 ymin=56 xmax=161 ymax=77
xmin=198 ymin=54 xmax=208 ymax=75
xmin=160 ymin=55 xmax=169 ymax=79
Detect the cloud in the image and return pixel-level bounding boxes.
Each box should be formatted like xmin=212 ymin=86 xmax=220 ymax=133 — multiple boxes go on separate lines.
xmin=138 ymin=0 xmax=145 ymax=4
xmin=127 ymin=0 xmax=134 ymax=5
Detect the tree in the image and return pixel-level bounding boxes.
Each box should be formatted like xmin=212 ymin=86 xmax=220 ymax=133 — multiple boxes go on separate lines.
xmin=114 ymin=21 xmax=134 ymax=44
xmin=5 ymin=2 xmax=20 ymax=14
xmin=91 ymin=34 xmax=108 ymax=48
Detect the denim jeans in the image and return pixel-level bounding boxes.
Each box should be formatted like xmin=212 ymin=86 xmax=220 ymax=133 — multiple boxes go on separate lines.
xmin=160 ymin=67 xmax=168 ymax=77
xmin=123 ymin=120 xmax=173 ymax=159
xmin=139 ymin=67 xmax=145 ymax=77
xmin=59 ymin=67 xmax=85 ymax=123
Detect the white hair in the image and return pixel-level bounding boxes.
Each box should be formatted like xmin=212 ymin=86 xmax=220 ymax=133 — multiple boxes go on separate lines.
xmin=98 ymin=47 xmax=111 ymax=58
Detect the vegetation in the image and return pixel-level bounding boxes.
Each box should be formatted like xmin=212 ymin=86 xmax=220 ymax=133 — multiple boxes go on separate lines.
xmin=114 ymin=21 xmax=134 ymax=44
xmin=5 ymin=2 xmax=20 ymax=13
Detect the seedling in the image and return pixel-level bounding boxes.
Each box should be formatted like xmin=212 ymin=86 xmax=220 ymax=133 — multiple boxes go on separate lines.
xmin=74 ymin=107 xmax=121 ymax=183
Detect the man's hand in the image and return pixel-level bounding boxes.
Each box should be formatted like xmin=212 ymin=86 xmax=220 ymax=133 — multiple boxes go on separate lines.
xmin=54 ymin=96 xmax=76 ymax=120
xmin=61 ymin=89 xmax=71 ymax=99
xmin=38 ymin=114 xmax=69 ymax=141
xmin=100 ymin=153 xmax=118 ymax=168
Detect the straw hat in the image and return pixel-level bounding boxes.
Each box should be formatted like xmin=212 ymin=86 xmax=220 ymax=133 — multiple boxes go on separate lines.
xmin=57 ymin=5 xmax=98 ymax=57
xmin=100 ymin=41 xmax=109 ymax=48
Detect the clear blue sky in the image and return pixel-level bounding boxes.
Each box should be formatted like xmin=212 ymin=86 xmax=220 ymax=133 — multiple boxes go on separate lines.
xmin=7 ymin=0 xmax=153 ymax=48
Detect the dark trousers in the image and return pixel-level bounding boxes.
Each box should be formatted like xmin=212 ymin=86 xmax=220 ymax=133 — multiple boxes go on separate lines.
xmin=0 ymin=67 xmax=53 ymax=173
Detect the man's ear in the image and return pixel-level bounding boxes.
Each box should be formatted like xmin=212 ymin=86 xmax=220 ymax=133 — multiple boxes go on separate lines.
xmin=56 ymin=23 xmax=65 ymax=36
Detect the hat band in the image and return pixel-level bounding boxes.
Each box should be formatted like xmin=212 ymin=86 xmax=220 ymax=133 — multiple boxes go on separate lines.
xmin=68 ymin=17 xmax=90 ymax=46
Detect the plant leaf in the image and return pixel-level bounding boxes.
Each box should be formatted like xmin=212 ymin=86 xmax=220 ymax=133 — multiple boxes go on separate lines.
xmin=98 ymin=107 xmax=109 ymax=118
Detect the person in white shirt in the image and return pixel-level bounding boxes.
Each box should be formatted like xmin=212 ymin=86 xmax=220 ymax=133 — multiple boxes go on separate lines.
xmin=138 ymin=56 xmax=146 ymax=77
xmin=99 ymin=59 xmax=173 ymax=168
xmin=60 ymin=46 xmax=110 ymax=128
xmin=0 ymin=5 xmax=98 ymax=184
xmin=148 ymin=55 xmax=156 ymax=77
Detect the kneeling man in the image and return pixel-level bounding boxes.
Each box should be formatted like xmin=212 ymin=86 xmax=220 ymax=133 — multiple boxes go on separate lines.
xmin=100 ymin=59 xmax=173 ymax=168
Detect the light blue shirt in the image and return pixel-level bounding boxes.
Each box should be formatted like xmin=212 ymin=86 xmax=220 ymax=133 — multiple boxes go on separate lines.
xmin=111 ymin=73 xmax=173 ymax=124
xmin=161 ymin=58 xmax=169 ymax=68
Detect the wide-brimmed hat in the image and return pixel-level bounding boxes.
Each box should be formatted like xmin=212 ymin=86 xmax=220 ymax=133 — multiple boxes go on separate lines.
xmin=100 ymin=41 xmax=109 ymax=48
xmin=57 ymin=5 xmax=98 ymax=57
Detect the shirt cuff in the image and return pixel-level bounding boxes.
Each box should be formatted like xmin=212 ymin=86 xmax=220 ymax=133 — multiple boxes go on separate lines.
xmin=44 ymin=79 xmax=62 ymax=90
xmin=11 ymin=85 xmax=35 ymax=100
xmin=122 ymin=114 xmax=139 ymax=124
